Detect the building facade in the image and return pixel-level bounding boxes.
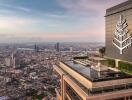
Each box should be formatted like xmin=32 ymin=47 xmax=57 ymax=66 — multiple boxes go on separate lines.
xmin=54 ymin=1 xmax=132 ymax=100
xmin=54 ymin=60 xmax=132 ymax=100
xmin=105 ymin=0 xmax=132 ymax=63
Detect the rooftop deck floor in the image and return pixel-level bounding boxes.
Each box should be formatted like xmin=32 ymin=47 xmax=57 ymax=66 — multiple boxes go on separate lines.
xmin=63 ymin=61 xmax=132 ymax=82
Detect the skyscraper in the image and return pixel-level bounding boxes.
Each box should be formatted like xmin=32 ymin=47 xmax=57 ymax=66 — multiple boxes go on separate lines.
xmin=5 ymin=57 xmax=11 ymax=67
xmin=54 ymin=1 xmax=132 ymax=100
xmin=55 ymin=42 xmax=60 ymax=52
xmin=34 ymin=44 xmax=39 ymax=52
xmin=11 ymin=52 xmax=16 ymax=68
xmin=105 ymin=0 xmax=132 ymax=63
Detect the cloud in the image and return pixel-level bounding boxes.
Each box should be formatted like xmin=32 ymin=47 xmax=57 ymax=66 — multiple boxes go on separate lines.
xmin=0 ymin=16 xmax=38 ymax=29
xmin=0 ymin=3 xmax=31 ymax=13
xmin=57 ymin=0 xmax=127 ymax=16
xmin=0 ymin=0 xmax=127 ymax=42
xmin=16 ymin=7 xmax=31 ymax=12
xmin=57 ymin=0 xmax=98 ymax=16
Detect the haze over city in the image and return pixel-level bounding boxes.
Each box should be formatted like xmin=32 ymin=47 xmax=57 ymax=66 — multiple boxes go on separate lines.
xmin=0 ymin=0 xmax=126 ymax=43
xmin=0 ymin=0 xmax=132 ymax=100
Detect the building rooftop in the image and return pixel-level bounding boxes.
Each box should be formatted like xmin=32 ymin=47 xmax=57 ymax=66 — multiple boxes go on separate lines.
xmin=63 ymin=60 xmax=132 ymax=82
xmin=105 ymin=0 xmax=132 ymax=16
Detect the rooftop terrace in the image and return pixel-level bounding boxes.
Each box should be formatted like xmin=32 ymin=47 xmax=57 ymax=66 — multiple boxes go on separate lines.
xmin=63 ymin=60 xmax=132 ymax=82
xmin=56 ymin=60 xmax=132 ymax=95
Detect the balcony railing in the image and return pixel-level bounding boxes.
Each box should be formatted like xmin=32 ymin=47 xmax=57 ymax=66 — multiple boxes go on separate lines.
xmin=66 ymin=83 xmax=83 ymax=100
xmin=88 ymin=83 xmax=132 ymax=95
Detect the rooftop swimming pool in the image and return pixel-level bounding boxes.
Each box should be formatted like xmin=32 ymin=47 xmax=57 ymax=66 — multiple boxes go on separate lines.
xmin=63 ymin=61 xmax=132 ymax=82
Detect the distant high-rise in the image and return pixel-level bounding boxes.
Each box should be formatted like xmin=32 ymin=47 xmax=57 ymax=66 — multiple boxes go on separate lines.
xmin=34 ymin=44 xmax=39 ymax=52
xmin=11 ymin=52 xmax=16 ymax=68
xmin=5 ymin=57 xmax=11 ymax=67
xmin=70 ymin=47 xmax=73 ymax=52
xmin=55 ymin=43 xmax=60 ymax=52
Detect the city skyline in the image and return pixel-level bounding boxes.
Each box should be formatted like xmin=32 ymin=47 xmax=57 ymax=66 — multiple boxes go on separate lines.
xmin=0 ymin=1 xmax=132 ymax=99
xmin=0 ymin=0 xmax=126 ymax=43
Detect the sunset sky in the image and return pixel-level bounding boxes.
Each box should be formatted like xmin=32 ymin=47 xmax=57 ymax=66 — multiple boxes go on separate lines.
xmin=0 ymin=0 xmax=126 ymax=43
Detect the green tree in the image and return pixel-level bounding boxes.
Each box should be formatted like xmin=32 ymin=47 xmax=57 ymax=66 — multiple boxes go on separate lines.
xmin=99 ymin=47 xmax=106 ymax=57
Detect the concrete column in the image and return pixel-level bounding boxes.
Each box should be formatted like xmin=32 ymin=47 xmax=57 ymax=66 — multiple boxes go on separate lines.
xmin=115 ymin=59 xmax=120 ymax=68
xmin=61 ymin=75 xmax=63 ymax=100
xmin=62 ymin=75 xmax=66 ymax=100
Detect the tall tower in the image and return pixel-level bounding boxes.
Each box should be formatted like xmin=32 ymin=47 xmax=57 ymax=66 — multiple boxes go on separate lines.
xmin=55 ymin=42 xmax=60 ymax=52
xmin=11 ymin=52 xmax=16 ymax=68
xmin=105 ymin=0 xmax=132 ymax=62
xmin=34 ymin=44 xmax=39 ymax=52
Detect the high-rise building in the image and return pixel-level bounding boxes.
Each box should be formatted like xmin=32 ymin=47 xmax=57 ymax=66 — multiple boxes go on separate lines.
xmin=5 ymin=57 xmax=11 ymax=67
xmin=54 ymin=1 xmax=132 ymax=100
xmin=34 ymin=44 xmax=39 ymax=52
xmin=11 ymin=52 xmax=16 ymax=68
xmin=70 ymin=47 xmax=73 ymax=52
xmin=54 ymin=60 xmax=132 ymax=100
xmin=105 ymin=0 xmax=132 ymax=63
xmin=55 ymin=42 xmax=60 ymax=52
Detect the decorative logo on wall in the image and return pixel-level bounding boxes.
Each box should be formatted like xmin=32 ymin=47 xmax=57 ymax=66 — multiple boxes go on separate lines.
xmin=112 ymin=15 xmax=132 ymax=54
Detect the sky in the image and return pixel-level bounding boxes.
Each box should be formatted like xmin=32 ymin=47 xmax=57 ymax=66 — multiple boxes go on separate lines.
xmin=0 ymin=0 xmax=127 ymax=43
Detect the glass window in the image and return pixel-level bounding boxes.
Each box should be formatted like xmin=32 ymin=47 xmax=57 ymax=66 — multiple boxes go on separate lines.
xmin=107 ymin=97 xmax=125 ymax=100
xmin=65 ymin=82 xmax=83 ymax=100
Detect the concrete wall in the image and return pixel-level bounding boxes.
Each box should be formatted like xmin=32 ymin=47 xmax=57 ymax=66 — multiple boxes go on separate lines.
xmin=105 ymin=1 xmax=132 ymax=62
